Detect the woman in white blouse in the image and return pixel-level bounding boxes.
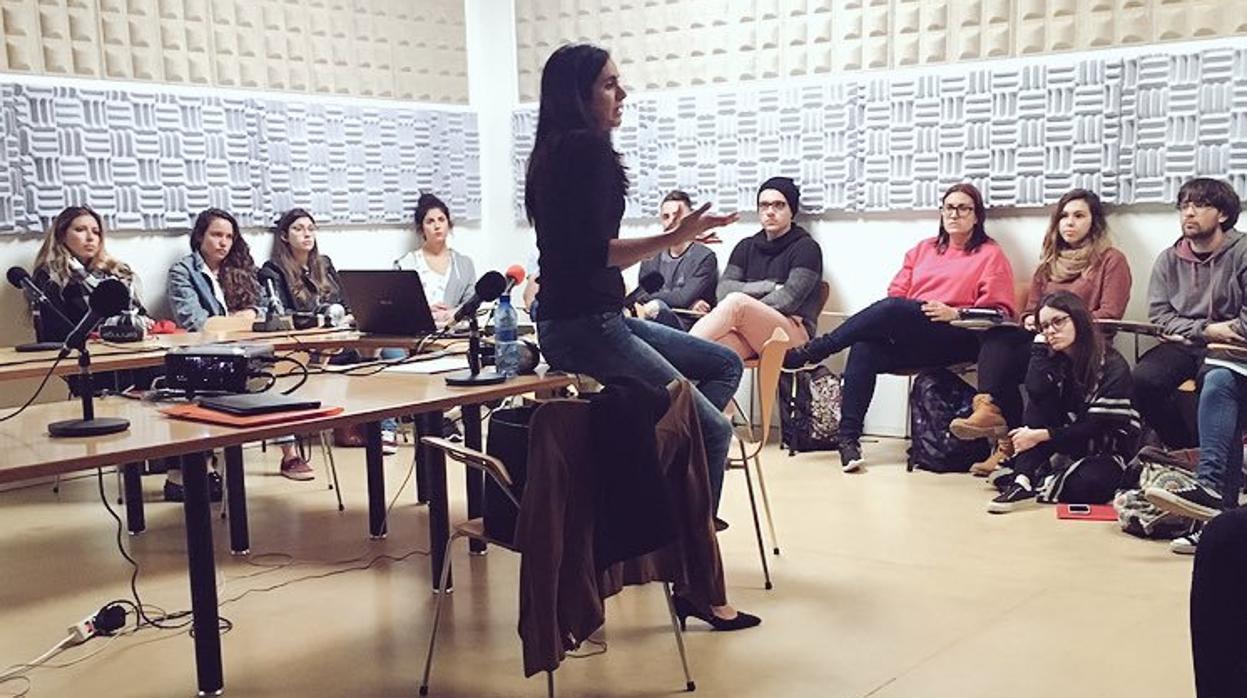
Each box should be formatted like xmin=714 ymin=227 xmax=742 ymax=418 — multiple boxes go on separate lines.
xmin=393 ymin=193 xmax=476 ymax=324
xmin=379 ymin=194 xmax=477 ymax=449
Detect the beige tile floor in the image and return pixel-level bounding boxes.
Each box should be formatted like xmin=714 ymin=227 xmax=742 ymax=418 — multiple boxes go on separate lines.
xmin=0 ymin=437 xmax=1195 ymax=697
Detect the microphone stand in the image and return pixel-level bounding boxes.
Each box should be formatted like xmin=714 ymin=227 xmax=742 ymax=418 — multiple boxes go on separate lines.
xmin=47 ymin=320 xmax=130 ymax=439
xmin=444 ymin=310 xmax=505 ymax=387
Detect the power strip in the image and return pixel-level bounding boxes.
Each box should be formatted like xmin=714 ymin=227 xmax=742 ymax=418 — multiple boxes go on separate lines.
xmin=67 ymin=615 xmax=96 ymax=644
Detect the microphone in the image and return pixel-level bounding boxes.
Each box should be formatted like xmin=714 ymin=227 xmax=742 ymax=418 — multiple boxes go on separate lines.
xmin=451 ymin=271 xmax=508 ymax=324
xmin=322 ymin=302 xmax=346 ymax=328
xmin=265 ymin=278 xmax=286 ymax=316
xmin=46 ymin=278 xmax=134 ymax=438
xmin=7 ymin=266 xmax=76 ymax=328
xmin=66 ymin=256 xmax=100 ymax=292
xmin=502 ymin=264 xmax=526 ymax=294
xmin=253 ymin=278 xmax=294 ymax=332
xmin=623 ymin=271 xmax=665 ymax=309
xmin=63 ymin=277 xmax=130 ymax=351
xmin=444 ymin=271 xmax=510 ymax=387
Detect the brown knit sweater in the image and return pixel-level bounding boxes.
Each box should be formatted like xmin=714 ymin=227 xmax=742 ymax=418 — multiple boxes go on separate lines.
xmin=1023 ymin=246 xmax=1133 ymax=321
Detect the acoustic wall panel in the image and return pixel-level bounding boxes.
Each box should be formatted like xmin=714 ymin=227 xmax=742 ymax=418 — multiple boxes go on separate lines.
xmin=516 ymin=0 xmax=1247 ymax=101
xmin=0 ymin=80 xmax=480 ymax=233
xmin=0 ymin=0 xmax=467 ymax=103
xmin=513 ymin=43 xmax=1247 ymax=220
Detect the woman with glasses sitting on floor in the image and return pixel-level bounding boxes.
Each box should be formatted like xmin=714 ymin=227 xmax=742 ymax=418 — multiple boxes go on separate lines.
xmin=988 ymin=291 xmax=1140 ymax=513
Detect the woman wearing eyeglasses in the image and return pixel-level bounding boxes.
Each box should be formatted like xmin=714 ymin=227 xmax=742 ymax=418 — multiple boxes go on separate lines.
xmin=941 ymin=189 xmax=1140 ymax=476
xmin=988 ymin=292 xmax=1140 ymax=513
xmin=784 ymin=183 xmax=1030 ymax=473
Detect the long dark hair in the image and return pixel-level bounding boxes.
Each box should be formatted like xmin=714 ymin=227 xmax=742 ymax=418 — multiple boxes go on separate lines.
xmin=270 ymin=208 xmax=332 ymax=309
xmin=936 ymin=183 xmax=990 ymax=254
xmin=1040 ymin=291 xmax=1104 ymax=398
xmin=190 ymin=208 xmax=259 ymax=312
xmin=524 ymin=43 xmax=627 ymax=225
xmin=1037 ymin=188 xmax=1111 ymax=280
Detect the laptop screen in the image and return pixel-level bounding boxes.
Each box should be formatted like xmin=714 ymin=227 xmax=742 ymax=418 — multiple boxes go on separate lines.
xmin=336 ymin=270 xmax=438 ymax=337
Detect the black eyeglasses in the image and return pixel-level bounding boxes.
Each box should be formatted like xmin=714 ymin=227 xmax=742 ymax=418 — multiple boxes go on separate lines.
xmin=1039 ymin=314 xmax=1071 ymax=334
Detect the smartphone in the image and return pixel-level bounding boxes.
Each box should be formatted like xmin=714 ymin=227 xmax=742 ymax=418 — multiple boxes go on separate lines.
xmin=1066 ymin=504 xmax=1092 ymax=515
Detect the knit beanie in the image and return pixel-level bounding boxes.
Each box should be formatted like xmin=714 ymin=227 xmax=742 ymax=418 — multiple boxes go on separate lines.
xmin=757 ymin=176 xmax=800 ymax=215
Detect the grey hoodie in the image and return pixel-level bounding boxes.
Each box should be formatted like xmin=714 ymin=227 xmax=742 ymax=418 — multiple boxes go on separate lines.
xmin=1147 ymin=229 xmax=1247 ymax=342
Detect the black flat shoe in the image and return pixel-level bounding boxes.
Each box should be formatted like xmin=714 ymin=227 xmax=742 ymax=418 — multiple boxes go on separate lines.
xmin=713 ymin=517 xmax=729 ymax=532
xmin=162 ymin=472 xmax=223 ymax=503
xmin=671 ymin=595 xmax=761 ymax=632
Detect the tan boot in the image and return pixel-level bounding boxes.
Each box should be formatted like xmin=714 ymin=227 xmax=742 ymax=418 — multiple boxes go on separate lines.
xmin=950 ymin=394 xmax=1009 ymax=441
xmin=970 ymin=436 xmax=1014 ymax=477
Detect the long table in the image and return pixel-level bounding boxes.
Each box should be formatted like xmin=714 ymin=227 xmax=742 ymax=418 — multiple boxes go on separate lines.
xmin=0 ymin=328 xmax=454 ymax=382
xmin=0 ymin=369 xmax=572 ymax=695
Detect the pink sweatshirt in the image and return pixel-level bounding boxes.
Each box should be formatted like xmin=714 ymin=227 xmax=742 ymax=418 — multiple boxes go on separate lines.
xmin=887 ymin=237 xmax=1017 ymax=318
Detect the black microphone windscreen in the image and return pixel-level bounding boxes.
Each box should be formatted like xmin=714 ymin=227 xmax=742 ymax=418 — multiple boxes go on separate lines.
xmin=639 ymin=271 xmax=664 ymax=294
xmin=6 ymin=266 xmax=29 ymax=289
xmin=475 ymin=271 xmax=507 ymax=302
xmin=90 ymin=278 xmax=132 ymax=316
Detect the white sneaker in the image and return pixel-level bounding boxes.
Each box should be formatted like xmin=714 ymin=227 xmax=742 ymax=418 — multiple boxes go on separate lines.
xmin=381 ymin=430 xmax=398 ymax=455
xmin=1170 ymin=530 xmax=1200 ymax=555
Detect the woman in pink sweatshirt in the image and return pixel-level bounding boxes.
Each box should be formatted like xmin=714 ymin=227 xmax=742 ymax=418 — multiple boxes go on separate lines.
xmin=784 ymin=183 xmax=1031 ymax=473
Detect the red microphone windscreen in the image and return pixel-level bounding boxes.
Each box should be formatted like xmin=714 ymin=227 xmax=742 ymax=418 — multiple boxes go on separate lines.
xmin=505 ymin=264 xmax=526 ymax=285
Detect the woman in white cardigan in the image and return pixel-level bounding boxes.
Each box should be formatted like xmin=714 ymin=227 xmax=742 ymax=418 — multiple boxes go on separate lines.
xmin=392 ymin=193 xmax=476 ymax=324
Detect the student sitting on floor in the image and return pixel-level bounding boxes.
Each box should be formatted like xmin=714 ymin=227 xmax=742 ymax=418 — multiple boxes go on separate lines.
xmin=988 ymin=292 xmax=1140 ymax=513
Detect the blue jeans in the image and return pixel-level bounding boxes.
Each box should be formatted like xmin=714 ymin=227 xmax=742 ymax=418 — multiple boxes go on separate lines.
xmin=1196 ymin=368 xmax=1246 ymax=507
xmin=537 ymin=312 xmax=742 ymax=512
xmin=378 ymin=347 xmax=407 ymax=432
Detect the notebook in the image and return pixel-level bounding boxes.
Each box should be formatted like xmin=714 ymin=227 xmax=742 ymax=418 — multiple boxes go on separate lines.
xmin=197 ymin=392 xmax=322 ymax=416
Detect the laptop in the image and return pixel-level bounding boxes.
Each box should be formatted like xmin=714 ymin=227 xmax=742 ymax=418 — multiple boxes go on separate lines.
xmin=198 ymin=392 xmax=322 ymax=416
xmin=337 ymin=270 xmax=438 ymax=337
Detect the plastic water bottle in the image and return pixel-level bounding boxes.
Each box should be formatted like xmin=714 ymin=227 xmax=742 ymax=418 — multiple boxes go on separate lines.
xmin=494 ymin=293 xmax=520 ymax=378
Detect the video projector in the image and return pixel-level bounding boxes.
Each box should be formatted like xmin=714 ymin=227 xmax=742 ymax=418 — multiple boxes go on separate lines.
xmin=164 ymin=344 xmax=275 ymax=396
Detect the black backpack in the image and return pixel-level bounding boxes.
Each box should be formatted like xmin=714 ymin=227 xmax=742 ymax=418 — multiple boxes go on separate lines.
xmin=779 ymin=365 xmax=841 ymax=455
xmin=907 ymin=368 xmax=990 ymax=473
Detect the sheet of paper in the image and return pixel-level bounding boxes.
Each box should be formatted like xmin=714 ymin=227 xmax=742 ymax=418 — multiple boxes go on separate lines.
xmin=384 ymin=356 xmax=470 ymax=374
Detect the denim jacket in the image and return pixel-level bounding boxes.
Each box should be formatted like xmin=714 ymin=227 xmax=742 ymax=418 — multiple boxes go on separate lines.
xmin=167 ymin=252 xmax=265 ymax=331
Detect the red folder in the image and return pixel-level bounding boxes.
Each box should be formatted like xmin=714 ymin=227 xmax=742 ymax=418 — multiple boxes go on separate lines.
xmin=1055 ymin=504 xmax=1118 ymax=521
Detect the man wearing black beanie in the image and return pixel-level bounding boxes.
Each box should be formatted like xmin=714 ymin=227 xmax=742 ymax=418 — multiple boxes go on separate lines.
xmin=689 ymin=177 xmax=824 ymax=360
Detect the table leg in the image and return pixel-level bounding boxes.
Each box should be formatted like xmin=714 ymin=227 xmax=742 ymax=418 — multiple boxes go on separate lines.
xmin=224 ymin=446 xmax=248 ymax=555
xmin=366 ymin=422 xmax=387 ymax=539
xmin=424 ymin=408 xmax=452 ymax=593
xmin=461 ymin=404 xmax=486 ymax=555
xmin=181 ymin=451 xmax=224 ymax=695
xmin=122 ymin=463 xmax=145 ymax=535
xmin=413 ymin=414 xmax=430 ymax=504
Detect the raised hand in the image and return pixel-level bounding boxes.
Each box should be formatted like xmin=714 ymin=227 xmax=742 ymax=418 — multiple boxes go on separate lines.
xmin=667 ymin=202 xmax=739 ymax=244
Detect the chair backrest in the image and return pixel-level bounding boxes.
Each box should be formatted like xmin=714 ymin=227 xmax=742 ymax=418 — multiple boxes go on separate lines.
xmin=202 ymin=314 xmax=253 ymax=334
xmin=816 ymin=281 xmax=831 ymax=312
xmin=754 ymin=327 xmax=791 ymax=446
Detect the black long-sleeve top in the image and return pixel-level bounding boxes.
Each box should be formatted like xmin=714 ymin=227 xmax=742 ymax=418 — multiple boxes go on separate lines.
xmin=529 ymin=131 xmax=627 ymax=320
